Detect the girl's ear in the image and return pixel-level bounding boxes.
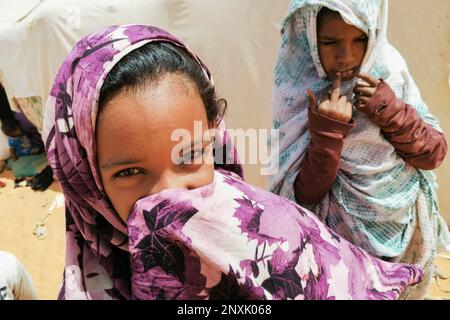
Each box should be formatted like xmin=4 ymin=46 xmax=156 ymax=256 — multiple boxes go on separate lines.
xmin=214 ymin=98 xmax=228 ymax=128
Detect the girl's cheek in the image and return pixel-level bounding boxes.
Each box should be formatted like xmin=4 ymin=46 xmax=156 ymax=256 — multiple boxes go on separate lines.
xmin=200 ymin=164 xmax=215 ymax=186
xmin=116 ymin=193 xmax=140 ymax=222
xmin=103 ymin=181 xmax=142 ymax=221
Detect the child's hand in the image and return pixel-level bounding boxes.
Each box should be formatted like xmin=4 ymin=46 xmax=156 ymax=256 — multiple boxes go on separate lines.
xmin=353 ymin=73 xmax=381 ymax=108
xmin=306 ymin=73 xmax=352 ymax=123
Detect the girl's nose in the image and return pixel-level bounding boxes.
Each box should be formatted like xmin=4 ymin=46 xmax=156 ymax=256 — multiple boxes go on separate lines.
xmin=336 ymin=45 xmax=355 ymax=65
xmin=151 ymin=171 xmax=194 ymax=194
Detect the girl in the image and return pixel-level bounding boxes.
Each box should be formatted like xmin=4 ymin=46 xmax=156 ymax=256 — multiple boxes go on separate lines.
xmin=270 ymin=0 xmax=449 ymax=299
xmin=44 ymin=24 xmax=422 ymax=300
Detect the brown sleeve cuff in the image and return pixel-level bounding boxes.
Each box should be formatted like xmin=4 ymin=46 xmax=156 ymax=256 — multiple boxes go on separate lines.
xmin=355 ymin=80 xmax=396 ymax=117
xmin=355 ymin=80 xmax=447 ymax=170
xmin=294 ymin=110 xmax=355 ymax=205
xmin=308 ymin=109 xmax=355 ymax=138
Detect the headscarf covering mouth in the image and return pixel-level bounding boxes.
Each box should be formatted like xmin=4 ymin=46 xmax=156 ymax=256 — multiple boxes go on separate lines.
xmin=43 ymin=24 xmax=242 ymax=300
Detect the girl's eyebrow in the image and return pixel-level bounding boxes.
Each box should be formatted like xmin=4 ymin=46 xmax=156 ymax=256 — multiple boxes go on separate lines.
xmin=318 ymin=31 xmax=367 ymax=39
xmin=101 ymin=158 xmax=141 ymax=169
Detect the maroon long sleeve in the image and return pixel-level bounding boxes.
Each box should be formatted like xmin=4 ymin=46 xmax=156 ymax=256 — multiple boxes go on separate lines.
xmin=294 ymin=81 xmax=447 ymax=206
xmin=294 ymin=109 xmax=354 ymax=205
xmin=356 ymin=80 xmax=447 ymax=170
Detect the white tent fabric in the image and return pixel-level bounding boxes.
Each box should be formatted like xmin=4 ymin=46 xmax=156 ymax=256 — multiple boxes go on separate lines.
xmin=0 ymin=0 xmax=40 ymax=29
xmin=0 ymin=0 xmax=289 ymax=127
xmin=0 ymin=1 xmax=290 ymax=187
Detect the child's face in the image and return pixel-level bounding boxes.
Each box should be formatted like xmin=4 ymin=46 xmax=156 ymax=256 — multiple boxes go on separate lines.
xmin=96 ymin=74 xmax=215 ymax=222
xmin=317 ymin=11 xmax=368 ymax=81
xmin=6 ymin=126 xmax=23 ymax=138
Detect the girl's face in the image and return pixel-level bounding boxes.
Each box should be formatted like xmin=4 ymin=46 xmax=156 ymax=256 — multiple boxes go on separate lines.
xmin=4 ymin=125 xmax=23 ymax=138
xmin=96 ymin=74 xmax=215 ymax=222
xmin=317 ymin=11 xmax=368 ymax=81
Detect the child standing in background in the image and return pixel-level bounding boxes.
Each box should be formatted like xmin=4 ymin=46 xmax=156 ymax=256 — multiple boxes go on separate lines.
xmin=270 ymin=0 xmax=449 ymax=299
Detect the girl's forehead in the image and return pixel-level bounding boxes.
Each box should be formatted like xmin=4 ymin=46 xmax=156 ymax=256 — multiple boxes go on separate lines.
xmin=96 ymin=77 xmax=211 ymax=164
xmin=318 ymin=14 xmax=365 ymax=36
xmin=319 ymin=12 xmax=345 ymax=27
xmin=98 ymin=75 xmax=207 ymax=132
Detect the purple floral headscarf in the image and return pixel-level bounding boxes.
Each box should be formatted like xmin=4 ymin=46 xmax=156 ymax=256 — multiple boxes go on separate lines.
xmin=43 ymin=24 xmax=242 ymax=300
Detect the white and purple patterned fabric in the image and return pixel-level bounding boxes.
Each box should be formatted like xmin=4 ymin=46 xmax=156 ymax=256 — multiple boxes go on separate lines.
xmin=129 ymin=169 xmax=423 ymax=300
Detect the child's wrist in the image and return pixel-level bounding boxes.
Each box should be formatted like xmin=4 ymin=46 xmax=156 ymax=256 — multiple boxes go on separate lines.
xmin=309 ymin=109 xmax=355 ymax=137
xmin=356 ymin=80 xmax=395 ymax=116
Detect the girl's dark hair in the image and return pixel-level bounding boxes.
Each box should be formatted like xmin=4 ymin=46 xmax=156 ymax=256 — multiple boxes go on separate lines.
xmin=0 ymin=116 xmax=19 ymax=136
xmin=99 ymin=41 xmax=225 ymax=124
xmin=317 ymin=7 xmax=340 ymax=28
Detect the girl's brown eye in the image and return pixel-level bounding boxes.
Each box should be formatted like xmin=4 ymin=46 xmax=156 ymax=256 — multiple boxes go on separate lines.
xmin=179 ymin=148 xmax=204 ymax=166
xmin=115 ymin=168 xmax=142 ymax=178
xmin=320 ymin=39 xmax=337 ymax=45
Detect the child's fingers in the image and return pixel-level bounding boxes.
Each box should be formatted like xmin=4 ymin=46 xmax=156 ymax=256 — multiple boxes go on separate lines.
xmin=354 ymin=94 xmax=370 ymax=104
xmin=353 ymin=86 xmax=375 ymax=96
xmin=335 ymin=96 xmax=352 ymax=122
xmin=306 ymin=90 xmax=318 ymax=111
xmin=330 ymin=72 xmax=342 ymax=103
xmin=354 ymin=80 xmax=371 ymax=87
xmin=354 ymin=73 xmax=379 ymax=87
xmin=337 ymin=95 xmax=348 ymax=108
xmin=345 ymin=101 xmax=353 ymax=119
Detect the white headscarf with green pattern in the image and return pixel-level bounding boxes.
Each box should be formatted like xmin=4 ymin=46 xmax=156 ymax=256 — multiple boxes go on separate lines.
xmin=269 ymin=0 xmax=449 ymax=260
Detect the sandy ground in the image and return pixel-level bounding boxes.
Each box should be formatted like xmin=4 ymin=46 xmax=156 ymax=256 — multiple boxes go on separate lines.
xmin=0 ymin=170 xmax=65 ymax=299
xmin=0 ymin=169 xmax=449 ymax=300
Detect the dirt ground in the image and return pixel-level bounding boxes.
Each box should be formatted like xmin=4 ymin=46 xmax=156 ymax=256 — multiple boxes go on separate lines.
xmin=0 ymin=169 xmax=449 ymax=300
xmin=0 ymin=170 xmax=65 ymax=299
